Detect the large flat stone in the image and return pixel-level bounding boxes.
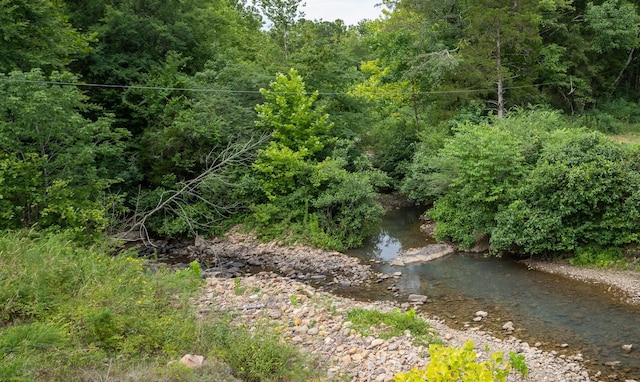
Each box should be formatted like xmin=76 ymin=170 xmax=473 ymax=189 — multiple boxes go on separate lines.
xmin=390 ymin=244 xmax=455 ymax=266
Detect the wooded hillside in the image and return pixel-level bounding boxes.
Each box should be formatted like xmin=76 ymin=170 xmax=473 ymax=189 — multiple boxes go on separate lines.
xmin=1 ymin=0 xmax=639 ymax=255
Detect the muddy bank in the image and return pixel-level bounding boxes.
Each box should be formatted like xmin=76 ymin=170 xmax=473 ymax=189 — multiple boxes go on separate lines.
xmin=166 ymin=227 xmax=374 ymax=288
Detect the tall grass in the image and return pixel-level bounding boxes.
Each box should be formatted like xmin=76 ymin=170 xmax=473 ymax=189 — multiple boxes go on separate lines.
xmin=0 ymin=231 xmax=318 ymax=381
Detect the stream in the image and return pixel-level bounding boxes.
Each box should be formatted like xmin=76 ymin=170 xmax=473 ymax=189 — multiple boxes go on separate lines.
xmin=344 ymin=208 xmax=640 ymax=380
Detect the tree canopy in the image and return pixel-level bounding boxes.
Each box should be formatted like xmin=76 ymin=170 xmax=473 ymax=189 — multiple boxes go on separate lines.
xmin=1 ymin=0 xmax=639 ymax=256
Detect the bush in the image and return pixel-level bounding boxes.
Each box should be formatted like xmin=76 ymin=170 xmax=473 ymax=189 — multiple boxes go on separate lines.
xmin=400 ymin=122 xmax=453 ymax=205
xmin=427 ymin=123 xmax=527 ymax=248
xmin=410 ymin=108 xmax=640 ymax=256
xmin=394 ymin=341 xmax=527 ymax=382
xmin=491 ymin=130 xmax=640 ymax=255
xmin=576 ymin=98 xmax=640 ymax=134
xmin=569 ymin=246 xmax=625 ymax=268
xmin=369 ymin=115 xmax=419 ymax=183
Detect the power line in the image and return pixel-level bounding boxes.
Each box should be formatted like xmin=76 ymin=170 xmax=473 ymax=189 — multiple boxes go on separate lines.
xmin=0 ymin=77 xmax=559 ymax=96
xmin=0 ymin=78 xmax=261 ymax=94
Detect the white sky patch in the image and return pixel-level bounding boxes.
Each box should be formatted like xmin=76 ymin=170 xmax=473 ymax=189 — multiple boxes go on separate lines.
xmin=302 ymin=0 xmax=386 ymax=25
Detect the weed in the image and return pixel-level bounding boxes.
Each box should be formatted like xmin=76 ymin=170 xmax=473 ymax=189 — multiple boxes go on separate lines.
xmin=290 ymin=294 xmax=299 ymax=306
xmin=509 ymin=351 xmax=529 ymax=378
xmin=0 ymin=231 xmax=328 ymax=381
xmin=569 ymin=246 xmax=625 ymax=268
xmin=394 ymin=341 xmax=525 ymax=382
xmin=0 ymin=231 xmax=213 ymax=379
xmin=346 ymin=308 xmax=439 ymax=346
xmin=233 ymin=278 xmax=247 ymax=296
xmin=205 ymin=318 xmax=320 ymax=382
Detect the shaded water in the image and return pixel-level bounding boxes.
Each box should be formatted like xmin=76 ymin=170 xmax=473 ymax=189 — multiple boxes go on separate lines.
xmin=346 ymin=208 xmax=640 ymax=379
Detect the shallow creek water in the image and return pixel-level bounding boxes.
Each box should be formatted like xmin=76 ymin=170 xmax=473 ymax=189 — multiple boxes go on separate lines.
xmin=344 ymin=208 xmax=640 ymax=380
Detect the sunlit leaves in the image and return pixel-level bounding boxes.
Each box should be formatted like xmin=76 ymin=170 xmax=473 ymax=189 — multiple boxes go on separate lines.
xmin=251 ymin=70 xmax=387 ymax=249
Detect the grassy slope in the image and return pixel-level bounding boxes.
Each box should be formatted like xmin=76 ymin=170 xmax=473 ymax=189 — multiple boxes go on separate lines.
xmin=0 ymin=231 xmax=316 ymax=382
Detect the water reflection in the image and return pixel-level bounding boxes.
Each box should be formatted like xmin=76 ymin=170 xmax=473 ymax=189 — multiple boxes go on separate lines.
xmin=347 ymin=207 xmax=640 ymax=378
xmin=355 ymin=208 xmax=433 ymax=261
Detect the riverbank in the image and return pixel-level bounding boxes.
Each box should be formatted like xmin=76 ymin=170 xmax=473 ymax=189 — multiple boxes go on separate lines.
xmin=198 ymin=272 xmax=590 ymax=381
xmin=175 ymin=230 xmax=594 ymax=381
xmin=524 ymin=260 xmax=640 ymax=305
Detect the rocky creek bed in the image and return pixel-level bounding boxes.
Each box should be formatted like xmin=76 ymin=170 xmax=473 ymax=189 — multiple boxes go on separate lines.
xmin=143 ymin=228 xmax=640 ymax=381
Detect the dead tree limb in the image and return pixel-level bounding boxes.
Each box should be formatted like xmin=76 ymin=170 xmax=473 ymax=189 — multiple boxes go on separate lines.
xmin=116 ymin=136 xmax=267 ymax=246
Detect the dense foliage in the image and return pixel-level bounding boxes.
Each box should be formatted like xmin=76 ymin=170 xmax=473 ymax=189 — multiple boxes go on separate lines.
xmin=409 ymin=110 xmax=640 ymax=255
xmin=394 ymin=341 xmax=528 ymax=382
xmin=3 ymin=1 xmax=640 ymax=379
xmin=250 ymin=69 xmax=388 ymax=249
xmin=2 ymin=0 xmax=640 ymax=253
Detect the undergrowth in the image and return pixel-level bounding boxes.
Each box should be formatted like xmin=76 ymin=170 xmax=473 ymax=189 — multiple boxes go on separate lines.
xmin=0 ymin=230 xmax=318 ymax=381
xmin=346 ymin=308 xmax=439 ymax=346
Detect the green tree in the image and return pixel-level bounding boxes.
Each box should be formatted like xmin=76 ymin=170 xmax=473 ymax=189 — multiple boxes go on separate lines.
xmin=0 ymin=0 xmax=91 ymax=73
xmin=119 ymin=54 xmax=268 ymax=238
xmin=0 ymin=70 xmax=129 ymax=231
xmin=255 ymin=0 xmax=305 ymax=62
xmin=65 ymin=0 xmax=263 ymax=133
xmin=451 ymin=0 xmax=544 ymax=116
xmin=584 ymin=0 xmax=640 ymax=94
xmin=251 ymin=69 xmax=388 ymax=249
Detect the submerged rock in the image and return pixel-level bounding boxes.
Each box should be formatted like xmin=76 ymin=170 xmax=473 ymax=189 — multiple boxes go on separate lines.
xmin=502 ymin=321 xmax=515 ymax=331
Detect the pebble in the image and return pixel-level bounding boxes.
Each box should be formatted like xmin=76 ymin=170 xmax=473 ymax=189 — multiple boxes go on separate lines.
xmin=189 ymin=230 xmax=593 ymax=382
xmin=370 ymin=339 xmax=385 ymax=348
xmin=198 ymin=273 xmax=592 ymax=382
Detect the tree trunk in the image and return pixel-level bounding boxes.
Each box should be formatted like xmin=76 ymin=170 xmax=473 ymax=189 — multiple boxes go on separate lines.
xmin=283 ymin=28 xmax=289 ymax=63
xmin=496 ymin=27 xmax=505 ymax=118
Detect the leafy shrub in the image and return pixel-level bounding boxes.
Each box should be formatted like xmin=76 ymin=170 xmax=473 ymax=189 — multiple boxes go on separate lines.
xmin=369 ymin=115 xmax=419 ymax=183
xmin=491 ymin=130 xmax=640 ymax=255
xmin=427 ymin=123 xmax=527 ymax=248
xmin=410 ymin=108 xmax=640 ymax=256
xmin=569 ymin=246 xmax=625 ymax=268
xmin=401 ymin=122 xmax=453 ymax=205
xmin=576 ymin=98 xmax=640 ymax=133
xmin=394 ymin=341 xmax=526 ymax=382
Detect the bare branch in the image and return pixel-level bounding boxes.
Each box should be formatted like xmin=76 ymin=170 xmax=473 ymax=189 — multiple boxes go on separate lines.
xmin=115 ymin=135 xmax=267 ymax=245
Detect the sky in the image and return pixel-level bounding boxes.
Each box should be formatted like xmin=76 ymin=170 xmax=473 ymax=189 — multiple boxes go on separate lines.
xmin=302 ymin=0 xmax=386 ymax=25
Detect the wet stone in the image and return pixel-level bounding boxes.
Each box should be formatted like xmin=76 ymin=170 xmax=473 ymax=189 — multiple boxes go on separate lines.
xmin=191 ymin=229 xmax=595 ymax=382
